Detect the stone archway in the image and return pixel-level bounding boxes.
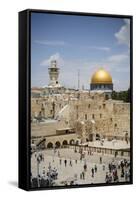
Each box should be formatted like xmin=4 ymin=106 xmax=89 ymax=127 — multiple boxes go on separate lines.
xmin=62 ymin=140 xmax=68 ymax=146
xmin=55 ymin=141 xmax=61 ymax=148
xmin=69 ymin=139 xmax=75 ymax=145
xmin=47 ymin=142 xmax=53 ymax=148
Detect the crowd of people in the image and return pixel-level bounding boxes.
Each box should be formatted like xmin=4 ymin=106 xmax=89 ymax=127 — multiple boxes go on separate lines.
xmin=31 ymin=148 xmax=130 ymax=188
xmin=31 ymin=163 xmax=58 ymax=188
xmin=105 ymin=159 xmax=130 ymax=183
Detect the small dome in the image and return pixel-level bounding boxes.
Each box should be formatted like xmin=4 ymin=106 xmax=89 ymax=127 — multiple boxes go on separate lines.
xmin=91 ymin=68 xmax=112 ymax=84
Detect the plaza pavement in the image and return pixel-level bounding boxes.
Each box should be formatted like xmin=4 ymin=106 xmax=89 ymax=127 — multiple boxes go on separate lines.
xmin=31 ymin=148 xmax=130 ymax=185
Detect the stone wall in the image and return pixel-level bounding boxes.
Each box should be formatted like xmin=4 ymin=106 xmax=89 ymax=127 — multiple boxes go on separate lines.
xmin=31 ymin=91 xmax=130 ymax=142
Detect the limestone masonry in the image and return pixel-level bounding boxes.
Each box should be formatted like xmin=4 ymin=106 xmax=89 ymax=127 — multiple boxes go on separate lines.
xmin=31 ymin=60 xmax=130 ymax=153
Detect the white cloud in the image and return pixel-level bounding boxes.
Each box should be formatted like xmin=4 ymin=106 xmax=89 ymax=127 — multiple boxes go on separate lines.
xmin=40 ymin=53 xmax=64 ymax=66
xmin=34 ymin=40 xmax=66 ymax=46
xmin=98 ymin=53 xmax=130 ymax=76
xmin=108 ymin=54 xmax=129 ymax=63
xmin=86 ymin=46 xmax=110 ymax=52
xmin=115 ymin=19 xmax=130 ymax=47
xmin=34 ymin=40 xmax=110 ymax=52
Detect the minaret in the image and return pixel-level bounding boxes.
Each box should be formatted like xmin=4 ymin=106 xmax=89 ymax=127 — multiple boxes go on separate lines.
xmin=48 ymin=60 xmax=60 ymax=87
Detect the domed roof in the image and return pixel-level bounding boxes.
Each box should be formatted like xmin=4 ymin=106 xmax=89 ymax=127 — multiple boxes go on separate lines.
xmin=91 ymin=68 xmax=112 ymax=84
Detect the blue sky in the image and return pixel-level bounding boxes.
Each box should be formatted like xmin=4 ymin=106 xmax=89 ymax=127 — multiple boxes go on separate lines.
xmin=31 ymin=12 xmax=130 ymax=91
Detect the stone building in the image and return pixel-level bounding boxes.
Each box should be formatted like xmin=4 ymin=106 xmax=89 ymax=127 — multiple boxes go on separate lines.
xmin=90 ymin=68 xmax=113 ymax=99
xmin=31 ymin=61 xmax=130 ymax=152
xmin=69 ymin=94 xmax=130 ymax=141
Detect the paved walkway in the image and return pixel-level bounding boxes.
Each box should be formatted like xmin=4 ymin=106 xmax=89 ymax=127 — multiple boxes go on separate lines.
xmin=31 ymin=148 xmax=130 ymax=185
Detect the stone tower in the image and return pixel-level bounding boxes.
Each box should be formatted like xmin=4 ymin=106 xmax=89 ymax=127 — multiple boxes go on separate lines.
xmin=48 ymin=60 xmax=60 ymax=87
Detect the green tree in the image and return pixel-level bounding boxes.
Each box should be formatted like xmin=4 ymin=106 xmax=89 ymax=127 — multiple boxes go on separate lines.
xmin=111 ymin=88 xmax=130 ymax=102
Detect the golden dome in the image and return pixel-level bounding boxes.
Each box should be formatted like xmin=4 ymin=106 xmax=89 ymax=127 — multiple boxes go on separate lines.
xmin=91 ymin=68 xmax=112 ymax=84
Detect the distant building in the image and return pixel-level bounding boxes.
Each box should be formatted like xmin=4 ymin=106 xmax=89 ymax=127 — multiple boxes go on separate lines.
xmin=31 ymin=87 xmax=43 ymax=98
xmin=44 ymin=60 xmax=66 ymax=94
xmin=48 ymin=60 xmax=60 ymax=87
xmin=90 ymin=68 xmax=113 ymax=98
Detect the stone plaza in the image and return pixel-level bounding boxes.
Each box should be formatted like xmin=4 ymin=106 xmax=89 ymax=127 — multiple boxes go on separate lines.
xmin=31 ymin=146 xmax=130 ymax=186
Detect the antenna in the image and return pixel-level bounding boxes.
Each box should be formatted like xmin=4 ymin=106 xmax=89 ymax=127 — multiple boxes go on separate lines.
xmin=78 ymin=69 xmax=80 ymax=90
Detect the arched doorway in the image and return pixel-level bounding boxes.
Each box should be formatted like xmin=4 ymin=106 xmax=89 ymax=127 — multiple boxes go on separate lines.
xmin=47 ymin=142 xmax=53 ymax=148
xmin=62 ymin=140 xmax=68 ymax=146
xmin=55 ymin=141 xmax=61 ymax=148
xmin=69 ymin=139 xmax=74 ymax=145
